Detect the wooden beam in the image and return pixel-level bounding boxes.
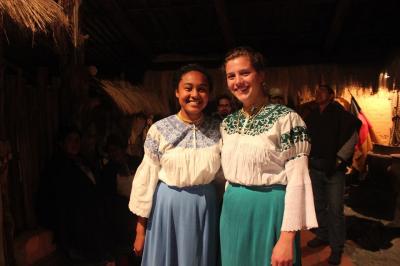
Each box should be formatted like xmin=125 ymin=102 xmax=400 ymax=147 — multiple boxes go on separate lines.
xmin=128 ymin=3 xmax=212 ymax=13
xmin=213 ymin=0 xmax=235 ymax=49
xmin=96 ymin=0 xmax=152 ymax=59
xmin=323 ymin=0 xmax=352 ymax=54
xmin=152 ymin=53 xmax=221 ymax=63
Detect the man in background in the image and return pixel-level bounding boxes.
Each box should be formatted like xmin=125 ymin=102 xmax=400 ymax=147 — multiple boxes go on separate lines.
xmin=212 ymin=94 xmax=233 ymax=120
xmin=268 ymin=87 xmax=285 ymax=105
xmin=305 ymin=84 xmax=360 ymax=265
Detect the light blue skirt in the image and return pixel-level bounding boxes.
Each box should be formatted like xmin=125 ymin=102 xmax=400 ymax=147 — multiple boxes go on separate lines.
xmin=220 ymin=183 xmax=301 ymax=266
xmin=141 ymin=181 xmax=218 ymax=266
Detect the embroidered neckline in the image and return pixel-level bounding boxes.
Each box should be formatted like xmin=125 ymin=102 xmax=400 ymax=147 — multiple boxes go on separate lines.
xmin=236 ymin=104 xmax=267 ymax=134
xmin=176 ymin=111 xmax=204 ymax=126
xmin=223 ymin=104 xmax=293 ymax=136
xmin=241 ymin=102 xmax=268 ymax=117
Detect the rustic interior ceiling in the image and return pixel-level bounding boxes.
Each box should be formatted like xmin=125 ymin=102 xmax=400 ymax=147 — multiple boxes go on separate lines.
xmin=81 ymin=0 xmax=400 ymax=70
xmin=3 ymin=0 xmax=400 ymax=76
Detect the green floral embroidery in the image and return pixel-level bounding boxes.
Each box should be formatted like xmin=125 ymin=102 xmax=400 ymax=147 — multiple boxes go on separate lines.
xmin=222 ymin=104 xmax=293 ymax=136
xmin=286 ymin=153 xmax=308 ymax=162
xmin=280 ymin=126 xmax=310 ymax=151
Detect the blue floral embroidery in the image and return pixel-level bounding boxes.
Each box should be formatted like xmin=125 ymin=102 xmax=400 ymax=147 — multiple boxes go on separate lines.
xmin=144 ymin=136 xmax=161 ymax=159
xmin=154 ymin=115 xmax=221 ymax=149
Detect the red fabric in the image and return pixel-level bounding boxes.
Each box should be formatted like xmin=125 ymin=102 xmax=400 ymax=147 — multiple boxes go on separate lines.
xmin=350 ymin=96 xmax=375 ymax=172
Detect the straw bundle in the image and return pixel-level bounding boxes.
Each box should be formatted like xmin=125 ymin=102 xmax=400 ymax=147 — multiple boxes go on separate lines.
xmin=100 ymin=80 xmax=169 ymax=116
xmin=0 ymin=0 xmax=69 ymax=34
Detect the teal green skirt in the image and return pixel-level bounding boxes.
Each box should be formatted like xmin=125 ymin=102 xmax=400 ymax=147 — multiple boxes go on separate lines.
xmin=220 ymin=183 xmax=301 ymax=266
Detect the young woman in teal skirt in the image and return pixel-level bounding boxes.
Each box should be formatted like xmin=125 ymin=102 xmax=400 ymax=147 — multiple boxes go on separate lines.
xmin=220 ymin=47 xmax=318 ymax=266
xmin=129 ymin=64 xmax=221 ymax=266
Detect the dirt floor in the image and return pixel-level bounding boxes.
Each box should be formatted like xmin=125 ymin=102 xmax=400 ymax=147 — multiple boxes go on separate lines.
xmin=34 ymin=172 xmax=400 ymax=266
xmin=343 ymin=175 xmax=400 ymax=266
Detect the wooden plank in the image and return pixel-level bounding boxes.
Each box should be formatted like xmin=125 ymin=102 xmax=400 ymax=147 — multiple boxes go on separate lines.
xmin=324 ymin=0 xmax=352 ymax=54
xmin=0 ymin=34 xmax=8 ymax=266
xmin=213 ymin=0 xmax=235 ymax=49
xmin=97 ymin=0 xmax=152 ymax=59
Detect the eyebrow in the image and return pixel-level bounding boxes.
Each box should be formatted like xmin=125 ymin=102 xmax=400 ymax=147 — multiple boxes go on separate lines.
xmin=226 ymin=68 xmax=252 ymax=74
xmin=183 ymin=82 xmax=209 ymax=86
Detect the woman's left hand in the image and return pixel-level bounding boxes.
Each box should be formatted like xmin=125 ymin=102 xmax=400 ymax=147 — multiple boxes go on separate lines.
xmin=271 ymin=231 xmax=295 ymax=266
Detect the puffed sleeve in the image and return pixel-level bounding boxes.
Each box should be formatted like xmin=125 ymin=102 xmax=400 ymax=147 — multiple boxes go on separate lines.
xmin=279 ymin=112 xmax=318 ymax=231
xmin=128 ymin=124 xmax=161 ymax=218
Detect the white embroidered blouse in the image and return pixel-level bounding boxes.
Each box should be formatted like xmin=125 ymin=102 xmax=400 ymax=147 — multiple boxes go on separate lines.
xmin=220 ymin=104 xmax=318 ymax=231
xmin=129 ymin=115 xmax=221 ymax=218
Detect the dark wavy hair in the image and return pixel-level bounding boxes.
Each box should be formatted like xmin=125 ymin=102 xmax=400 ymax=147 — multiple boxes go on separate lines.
xmin=172 ymin=63 xmax=213 ymax=92
xmin=216 ymin=94 xmax=232 ymax=104
xmin=319 ymin=84 xmax=335 ymax=95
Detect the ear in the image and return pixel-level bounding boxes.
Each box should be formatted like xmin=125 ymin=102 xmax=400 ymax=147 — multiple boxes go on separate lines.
xmin=261 ymin=71 xmax=266 ymax=80
xmin=258 ymin=71 xmax=266 ymax=84
xmin=175 ymin=89 xmax=179 ymax=99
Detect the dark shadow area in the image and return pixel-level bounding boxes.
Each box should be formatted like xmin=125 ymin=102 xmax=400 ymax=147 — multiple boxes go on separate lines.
xmin=33 ymin=249 xmax=140 ymax=266
xmin=344 ymin=161 xmax=400 ymax=252
xmin=346 ymin=215 xmax=400 ymax=251
xmin=345 ymin=173 xmax=397 ymax=221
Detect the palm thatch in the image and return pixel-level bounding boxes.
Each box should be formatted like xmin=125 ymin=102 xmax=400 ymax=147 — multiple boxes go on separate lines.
xmin=100 ymin=80 xmax=169 ymax=116
xmin=0 ymin=0 xmax=69 ymax=34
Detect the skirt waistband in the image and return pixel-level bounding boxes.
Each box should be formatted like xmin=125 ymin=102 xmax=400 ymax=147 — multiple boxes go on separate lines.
xmin=159 ymin=181 xmax=214 ymax=192
xmin=228 ymin=182 xmax=286 ymax=192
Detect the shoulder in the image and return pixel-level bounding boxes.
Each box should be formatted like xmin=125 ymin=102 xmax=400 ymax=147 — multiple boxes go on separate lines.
xmin=222 ymin=110 xmax=240 ymax=123
xmin=327 ymin=101 xmax=346 ymax=113
xmin=148 ymin=115 xmax=181 ymax=135
xmin=263 ymin=104 xmax=293 ymax=117
xmin=152 ymin=115 xmax=176 ymax=128
xmin=261 ymin=104 xmax=299 ymax=124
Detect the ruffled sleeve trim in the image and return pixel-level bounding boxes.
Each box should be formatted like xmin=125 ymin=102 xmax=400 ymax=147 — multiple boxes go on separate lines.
xmin=281 ymin=155 xmax=318 ymax=231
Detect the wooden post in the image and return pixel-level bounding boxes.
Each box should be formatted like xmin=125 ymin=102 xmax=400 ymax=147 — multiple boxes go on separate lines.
xmin=0 ymin=20 xmax=7 ymax=265
xmin=0 ymin=32 xmax=16 ymax=266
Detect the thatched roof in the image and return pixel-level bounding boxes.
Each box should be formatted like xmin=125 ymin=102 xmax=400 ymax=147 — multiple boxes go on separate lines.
xmin=100 ymin=80 xmax=169 ymax=116
xmin=0 ymin=0 xmax=69 ymax=34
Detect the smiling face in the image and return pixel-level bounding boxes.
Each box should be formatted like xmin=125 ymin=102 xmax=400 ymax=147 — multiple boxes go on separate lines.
xmin=175 ymin=70 xmax=210 ymax=120
xmin=225 ymin=56 xmax=265 ymax=108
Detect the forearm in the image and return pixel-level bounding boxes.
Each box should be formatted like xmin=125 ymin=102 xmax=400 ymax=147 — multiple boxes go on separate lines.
xmin=133 ymin=216 xmax=147 ymax=256
xmin=136 ymin=216 xmax=148 ymax=235
xmin=271 ymin=231 xmax=296 ymax=265
xmin=279 ymin=231 xmax=296 ymax=243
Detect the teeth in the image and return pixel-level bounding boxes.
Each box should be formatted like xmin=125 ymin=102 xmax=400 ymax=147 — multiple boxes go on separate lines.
xmin=236 ymin=87 xmax=247 ymax=92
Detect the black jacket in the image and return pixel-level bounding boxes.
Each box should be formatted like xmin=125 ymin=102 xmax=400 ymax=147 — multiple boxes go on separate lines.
xmin=305 ymin=101 xmax=361 ymax=173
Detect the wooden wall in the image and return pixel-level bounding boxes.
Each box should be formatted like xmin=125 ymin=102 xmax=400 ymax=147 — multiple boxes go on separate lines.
xmin=143 ymin=63 xmax=381 ymax=112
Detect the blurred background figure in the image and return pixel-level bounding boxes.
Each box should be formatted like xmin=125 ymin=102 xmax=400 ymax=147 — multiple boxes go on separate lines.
xmin=99 ymin=134 xmax=142 ymax=266
xmin=37 ymin=125 xmax=114 ymax=265
xmin=127 ymin=112 xmax=148 ymax=158
xmin=212 ymin=94 xmax=233 ymax=120
xmin=267 ymin=87 xmax=285 ymax=105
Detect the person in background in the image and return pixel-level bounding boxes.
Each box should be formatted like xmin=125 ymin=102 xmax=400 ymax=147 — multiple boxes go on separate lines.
xmin=99 ymin=134 xmax=142 ymax=266
xmin=268 ymin=87 xmax=285 ymax=105
xmin=212 ymin=94 xmax=233 ymax=120
xmin=305 ymin=84 xmax=360 ymax=265
xmin=129 ymin=64 xmax=221 ymax=266
xmin=219 ymin=46 xmax=318 ymax=266
xmin=37 ymin=125 xmax=114 ymax=266
xmin=127 ymin=112 xmax=148 ymax=158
